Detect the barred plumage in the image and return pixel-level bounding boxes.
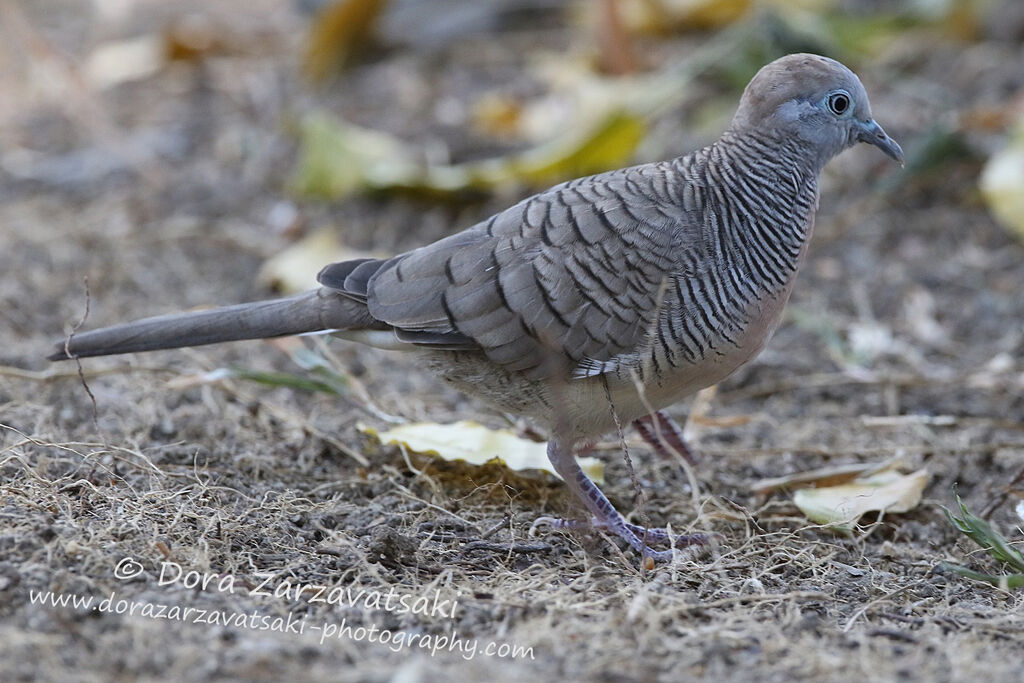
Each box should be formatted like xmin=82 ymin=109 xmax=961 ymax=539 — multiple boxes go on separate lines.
xmin=50 ymin=54 xmax=903 ymax=562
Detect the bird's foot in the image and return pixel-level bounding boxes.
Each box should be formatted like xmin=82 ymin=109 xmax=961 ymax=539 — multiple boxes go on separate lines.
xmin=633 ymin=411 xmax=698 ymax=466
xmin=531 ymin=516 xmax=710 ymax=555
xmin=544 ymin=439 xmax=709 ymax=563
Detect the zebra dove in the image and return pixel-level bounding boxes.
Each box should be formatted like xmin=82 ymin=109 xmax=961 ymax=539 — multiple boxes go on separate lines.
xmin=50 ymin=54 xmax=903 ymax=561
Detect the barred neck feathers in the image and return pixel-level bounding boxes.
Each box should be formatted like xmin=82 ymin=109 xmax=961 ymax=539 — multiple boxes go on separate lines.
xmin=703 ymin=128 xmax=819 ymax=289
xmin=644 ymin=132 xmax=819 ymax=374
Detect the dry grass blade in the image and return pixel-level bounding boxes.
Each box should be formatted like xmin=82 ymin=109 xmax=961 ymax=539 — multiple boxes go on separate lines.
xmin=751 ymin=460 xmax=898 ymax=495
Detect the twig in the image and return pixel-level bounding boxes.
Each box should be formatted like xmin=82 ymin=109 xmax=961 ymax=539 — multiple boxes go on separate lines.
xmin=462 ymin=541 xmax=551 ymax=554
xmin=601 ymin=373 xmax=655 ymax=565
xmin=480 ymin=515 xmax=511 ymax=540
xmin=64 ymin=277 xmax=101 ymax=436
xmin=842 ymin=581 xmax=925 ymax=632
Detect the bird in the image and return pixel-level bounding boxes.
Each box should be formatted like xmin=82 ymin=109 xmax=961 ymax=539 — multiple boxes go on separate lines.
xmin=50 ymin=54 xmax=904 ymax=562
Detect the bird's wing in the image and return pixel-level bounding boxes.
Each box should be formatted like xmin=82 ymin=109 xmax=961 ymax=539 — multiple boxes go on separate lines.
xmin=319 ymin=162 xmax=706 ymax=379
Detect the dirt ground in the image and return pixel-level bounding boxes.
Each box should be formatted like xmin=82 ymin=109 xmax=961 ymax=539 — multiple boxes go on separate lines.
xmin=2 ymin=1 xmax=1023 ymax=681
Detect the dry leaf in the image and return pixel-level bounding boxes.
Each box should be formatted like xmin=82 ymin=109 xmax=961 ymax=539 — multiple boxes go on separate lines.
xmin=752 ymin=461 xmax=891 ymax=495
xmin=85 ymin=35 xmax=165 ymax=90
xmin=303 ymin=0 xmax=390 ymax=82
xmin=980 ymin=119 xmax=1024 ymax=243
xmin=291 ymin=109 xmax=646 ymax=199
xmin=593 ymin=0 xmax=641 ymax=75
xmin=615 ymin=0 xmax=752 ymax=34
xmin=361 ymin=421 xmax=604 ymax=484
xmin=258 ymin=228 xmax=379 ymax=294
xmin=164 ymin=14 xmax=232 ymax=62
xmin=291 ymin=27 xmax=743 ymax=200
xmin=793 ymin=468 xmax=929 ymax=533
xmin=471 ymin=93 xmax=524 ymax=139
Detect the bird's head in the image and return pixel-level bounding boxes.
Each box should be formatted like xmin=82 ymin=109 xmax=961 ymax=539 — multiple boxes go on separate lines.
xmin=730 ymin=53 xmax=904 ymax=168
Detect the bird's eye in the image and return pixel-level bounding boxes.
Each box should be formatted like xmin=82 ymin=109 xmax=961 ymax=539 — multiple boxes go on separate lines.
xmin=826 ymin=91 xmax=850 ymax=116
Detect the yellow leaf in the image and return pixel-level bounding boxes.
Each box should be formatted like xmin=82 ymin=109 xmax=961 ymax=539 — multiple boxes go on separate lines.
xmin=980 ymin=121 xmax=1024 ymax=243
xmin=792 ymin=468 xmax=929 ymax=533
xmin=471 ymin=93 xmax=524 ymax=139
xmin=258 ymin=229 xmax=380 ymax=294
xmin=291 ymin=109 xmax=645 ymax=199
xmin=617 ymin=0 xmax=753 ymax=34
xmin=361 ymin=421 xmax=604 ymax=484
xmin=303 ymin=0 xmax=390 ymax=82
xmin=289 ymin=113 xmax=415 ymax=198
xmin=85 ymin=35 xmax=164 ymax=90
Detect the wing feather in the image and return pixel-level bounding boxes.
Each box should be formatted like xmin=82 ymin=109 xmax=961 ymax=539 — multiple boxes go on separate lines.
xmin=317 ymin=162 xmax=700 ymax=377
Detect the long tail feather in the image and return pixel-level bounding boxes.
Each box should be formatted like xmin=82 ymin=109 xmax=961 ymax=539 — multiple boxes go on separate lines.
xmin=49 ymin=289 xmax=374 ymax=360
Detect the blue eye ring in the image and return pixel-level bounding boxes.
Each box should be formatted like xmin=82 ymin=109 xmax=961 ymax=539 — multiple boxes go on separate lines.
xmin=826 ymin=90 xmax=851 ymax=116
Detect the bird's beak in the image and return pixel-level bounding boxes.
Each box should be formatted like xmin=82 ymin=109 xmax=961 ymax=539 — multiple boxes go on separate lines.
xmin=858 ymin=119 xmax=904 ymax=166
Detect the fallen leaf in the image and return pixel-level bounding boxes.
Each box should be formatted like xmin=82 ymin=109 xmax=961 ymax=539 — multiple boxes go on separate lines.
xmin=980 ymin=118 xmax=1024 ymax=243
xmin=938 ymin=492 xmax=1024 ymax=591
xmin=616 ymin=0 xmax=753 ymax=34
xmin=792 ymin=468 xmax=929 ymax=533
xmin=164 ymin=14 xmax=233 ymax=62
xmin=291 ymin=108 xmax=646 ymax=199
xmin=361 ymin=421 xmax=604 ymax=484
xmin=303 ymin=0 xmax=390 ymax=82
xmin=167 ymin=343 xmax=349 ymax=395
xmin=592 ymin=0 xmax=642 ymax=75
xmin=258 ymin=228 xmax=379 ymax=293
xmin=288 ymin=114 xmax=413 ymax=199
xmin=290 ymin=28 xmax=748 ymax=200
xmin=470 ymin=93 xmax=524 ymax=139
xmin=85 ymin=34 xmax=165 ymax=90
xmin=752 ymin=461 xmax=892 ymax=495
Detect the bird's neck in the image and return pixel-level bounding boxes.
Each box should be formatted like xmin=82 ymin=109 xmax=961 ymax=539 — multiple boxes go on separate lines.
xmin=700 ymin=128 xmax=821 ymax=287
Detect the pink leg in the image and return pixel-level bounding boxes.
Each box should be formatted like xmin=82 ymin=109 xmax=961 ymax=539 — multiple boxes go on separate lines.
xmin=537 ymin=440 xmax=708 ymax=561
xmin=633 ymin=411 xmax=698 ymax=466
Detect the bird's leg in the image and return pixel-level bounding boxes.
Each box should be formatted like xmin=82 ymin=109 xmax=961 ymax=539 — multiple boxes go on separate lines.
xmin=633 ymin=411 xmax=698 ymax=466
xmin=534 ymin=517 xmax=708 ymax=547
xmin=539 ymin=440 xmax=685 ymax=561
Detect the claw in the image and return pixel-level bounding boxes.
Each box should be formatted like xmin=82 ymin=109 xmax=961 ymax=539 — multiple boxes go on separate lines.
xmin=531 ymin=514 xmax=710 ymax=559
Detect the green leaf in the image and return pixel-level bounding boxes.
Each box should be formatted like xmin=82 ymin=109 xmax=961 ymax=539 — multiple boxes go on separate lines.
xmin=224 ymin=367 xmax=343 ymax=395
xmin=938 ymin=490 xmax=1024 ymax=591
xmin=287 ymin=347 xmax=350 ymax=394
xmin=289 ymin=109 xmax=647 ymax=200
xmin=936 ymin=563 xmax=1024 ymax=591
xmin=943 ymin=492 xmax=1024 ymax=571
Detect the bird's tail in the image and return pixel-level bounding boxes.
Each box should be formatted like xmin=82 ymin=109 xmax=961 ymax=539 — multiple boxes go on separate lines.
xmin=49 ymin=288 xmax=376 ymax=361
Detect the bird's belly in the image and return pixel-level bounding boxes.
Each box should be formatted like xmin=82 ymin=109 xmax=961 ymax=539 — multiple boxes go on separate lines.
xmin=564 ymin=283 xmax=796 ymax=439
xmin=421 ymin=283 xmax=795 ymax=442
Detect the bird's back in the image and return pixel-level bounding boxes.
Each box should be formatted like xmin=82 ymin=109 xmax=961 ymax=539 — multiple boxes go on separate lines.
xmin=320 ymin=131 xmax=822 ymax=435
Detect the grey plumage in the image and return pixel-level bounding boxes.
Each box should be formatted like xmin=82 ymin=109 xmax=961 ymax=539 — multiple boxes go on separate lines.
xmin=48 ymin=289 xmax=379 ymax=359
xmin=50 ymin=54 xmax=903 ymax=561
